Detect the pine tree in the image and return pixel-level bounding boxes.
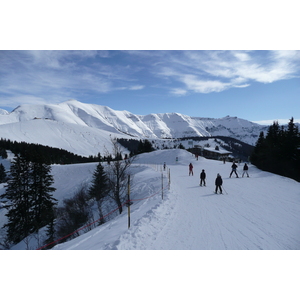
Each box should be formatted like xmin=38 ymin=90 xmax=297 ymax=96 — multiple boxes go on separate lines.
xmin=137 ymin=139 xmax=155 ymax=154
xmin=2 ymin=155 xmax=32 ymax=244
xmin=88 ymin=163 xmax=109 ymax=224
xmin=0 ymin=163 xmax=6 ymax=183
xmin=0 ymin=148 xmax=7 ymax=159
xmin=284 ymin=118 xmax=300 ymax=179
xmin=44 ymin=218 xmax=56 ymax=249
xmin=285 ymin=117 xmax=299 ymax=157
xmin=30 ymin=161 xmax=57 ymax=233
xmin=143 ymin=139 xmax=154 ymax=152
xmin=250 ymin=132 xmax=263 ymax=165
xmin=1 ymin=155 xmax=57 ymax=245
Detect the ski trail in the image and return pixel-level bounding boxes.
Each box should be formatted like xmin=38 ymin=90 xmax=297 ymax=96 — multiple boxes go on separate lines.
xmin=53 ymin=150 xmax=300 ymax=250
xmin=131 ymin=160 xmax=300 ymax=250
xmin=147 ymin=165 xmax=233 ymax=249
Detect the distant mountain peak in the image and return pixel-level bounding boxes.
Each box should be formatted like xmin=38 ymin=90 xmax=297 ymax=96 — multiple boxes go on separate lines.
xmin=0 ymin=108 xmax=9 ymax=115
xmin=0 ymin=100 xmax=270 ymax=156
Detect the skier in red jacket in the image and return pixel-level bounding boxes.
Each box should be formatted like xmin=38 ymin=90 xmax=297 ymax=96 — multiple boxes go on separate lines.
xmin=189 ymin=163 xmax=194 ymax=176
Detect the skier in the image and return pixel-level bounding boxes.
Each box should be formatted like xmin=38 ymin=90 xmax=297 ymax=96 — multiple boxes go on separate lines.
xmin=215 ymin=173 xmax=223 ymax=194
xmin=230 ymin=162 xmax=239 ymax=178
xmin=189 ymin=163 xmax=194 ymax=176
xmin=163 ymin=162 xmax=166 ymax=171
xmin=242 ymin=163 xmax=249 ymax=177
xmin=200 ymin=169 xmax=206 ymax=186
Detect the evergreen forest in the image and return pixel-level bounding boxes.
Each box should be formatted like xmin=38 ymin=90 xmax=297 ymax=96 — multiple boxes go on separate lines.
xmin=0 ymin=138 xmax=105 ymax=164
xmin=250 ymin=118 xmax=300 ymax=182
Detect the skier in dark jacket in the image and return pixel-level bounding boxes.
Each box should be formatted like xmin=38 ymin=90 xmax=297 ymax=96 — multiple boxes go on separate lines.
xmin=215 ymin=173 xmax=223 ymax=194
xmin=230 ymin=162 xmax=239 ymax=178
xmin=200 ymin=169 xmax=206 ymax=186
xmin=242 ymin=163 xmax=249 ymax=177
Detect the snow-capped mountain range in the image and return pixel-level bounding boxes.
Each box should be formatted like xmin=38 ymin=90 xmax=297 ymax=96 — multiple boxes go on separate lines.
xmin=0 ymin=99 xmax=268 ymax=156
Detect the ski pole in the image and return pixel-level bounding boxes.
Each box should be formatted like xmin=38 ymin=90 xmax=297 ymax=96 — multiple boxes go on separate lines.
xmin=222 ymin=185 xmax=228 ymax=195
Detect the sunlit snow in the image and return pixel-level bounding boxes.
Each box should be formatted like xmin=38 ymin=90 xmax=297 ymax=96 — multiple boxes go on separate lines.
xmin=44 ymin=149 xmax=300 ymax=250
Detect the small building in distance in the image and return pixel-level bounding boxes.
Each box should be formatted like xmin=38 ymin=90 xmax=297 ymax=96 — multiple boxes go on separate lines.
xmin=202 ymin=147 xmax=232 ymax=160
xmin=190 ymin=145 xmax=232 ymax=161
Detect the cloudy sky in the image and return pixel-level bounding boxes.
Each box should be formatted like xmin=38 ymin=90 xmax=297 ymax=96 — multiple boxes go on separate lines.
xmin=1 ymin=50 xmax=299 ymax=124
xmin=1 ymin=1 xmax=300 ymax=125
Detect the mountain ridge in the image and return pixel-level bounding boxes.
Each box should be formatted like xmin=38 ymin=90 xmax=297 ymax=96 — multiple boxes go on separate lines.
xmin=0 ymin=100 xmax=269 ymax=149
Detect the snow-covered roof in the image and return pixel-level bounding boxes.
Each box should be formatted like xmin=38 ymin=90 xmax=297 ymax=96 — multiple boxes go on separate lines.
xmin=203 ymin=147 xmax=232 ymax=154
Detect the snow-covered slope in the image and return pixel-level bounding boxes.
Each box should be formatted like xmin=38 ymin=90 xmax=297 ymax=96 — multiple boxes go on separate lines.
xmin=139 ymin=113 xmax=264 ymax=144
xmin=0 ymin=119 xmax=127 ymax=157
xmin=0 ymin=108 xmax=8 ymax=115
xmin=49 ymin=149 xmax=300 ymax=250
xmin=0 ymin=100 xmax=268 ymax=156
xmin=1 ymin=149 xmax=300 ymax=250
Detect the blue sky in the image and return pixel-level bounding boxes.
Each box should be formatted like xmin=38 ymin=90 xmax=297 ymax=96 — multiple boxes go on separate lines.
xmin=1 ymin=50 xmax=299 ymax=125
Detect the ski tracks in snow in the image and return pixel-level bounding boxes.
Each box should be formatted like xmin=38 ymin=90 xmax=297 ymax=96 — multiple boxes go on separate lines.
xmin=116 ymin=160 xmax=300 ymax=250
xmin=52 ymin=150 xmax=300 ymax=250
xmin=114 ymin=185 xmax=179 ymax=250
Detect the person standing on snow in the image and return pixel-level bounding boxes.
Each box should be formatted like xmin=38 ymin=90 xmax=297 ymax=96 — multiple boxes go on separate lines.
xmin=230 ymin=162 xmax=239 ymax=178
xmin=200 ymin=169 xmax=206 ymax=186
xmin=215 ymin=173 xmax=223 ymax=194
xmin=189 ymin=163 xmax=194 ymax=176
xmin=242 ymin=163 xmax=249 ymax=177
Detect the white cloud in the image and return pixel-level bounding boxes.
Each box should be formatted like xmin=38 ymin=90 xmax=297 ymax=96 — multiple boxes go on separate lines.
xmin=129 ymin=85 xmax=145 ymax=90
xmin=0 ymin=51 xmax=135 ymax=106
xmin=233 ymin=51 xmax=251 ymax=62
xmin=232 ymin=60 xmax=294 ymax=84
xmin=116 ymin=85 xmax=145 ymax=91
xmin=170 ymin=88 xmax=187 ymax=96
xmin=271 ymin=50 xmax=300 ymax=60
xmin=181 ymin=74 xmax=229 ymax=93
xmin=155 ymin=50 xmax=300 ymax=95
xmin=28 ymin=50 xmax=100 ymax=69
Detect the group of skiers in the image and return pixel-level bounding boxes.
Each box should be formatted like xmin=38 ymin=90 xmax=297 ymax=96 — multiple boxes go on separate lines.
xmin=230 ymin=162 xmax=249 ymax=178
xmin=188 ymin=161 xmax=249 ymax=194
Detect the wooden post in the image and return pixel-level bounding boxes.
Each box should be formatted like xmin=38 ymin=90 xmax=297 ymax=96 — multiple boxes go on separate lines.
xmin=162 ymin=173 xmax=163 ymax=199
xmin=126 ymin=175 xmax=133 ymax=229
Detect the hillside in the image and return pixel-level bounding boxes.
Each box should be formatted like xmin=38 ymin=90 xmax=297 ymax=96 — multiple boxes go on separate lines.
xmin=2 ymin=149 xmax=299 ymax=250
xmin=0 ymin=100 xmax=268 ymax=158
xmin=51 ymin=149 xmax=300 ymax=250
